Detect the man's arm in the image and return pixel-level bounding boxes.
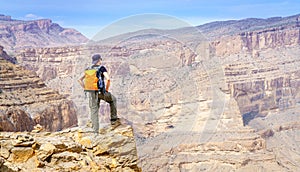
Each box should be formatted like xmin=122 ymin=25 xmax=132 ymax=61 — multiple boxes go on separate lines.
xmin=103 ymin=72 xmax=110 ymax=92
xmin=78 ymin=74 xmax=85 ymax=89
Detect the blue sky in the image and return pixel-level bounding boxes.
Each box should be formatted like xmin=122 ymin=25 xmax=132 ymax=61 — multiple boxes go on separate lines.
xmin=1 ymin=0 xmax=300 ymax=39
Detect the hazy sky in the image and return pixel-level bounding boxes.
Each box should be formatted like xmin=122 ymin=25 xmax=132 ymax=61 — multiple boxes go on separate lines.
xmin=1 ymin=0 xmax=300 ymax=39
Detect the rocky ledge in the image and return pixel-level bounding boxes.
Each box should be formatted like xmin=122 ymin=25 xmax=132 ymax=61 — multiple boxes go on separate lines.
xmin=0 ymin=123 xmax=141 ymax=172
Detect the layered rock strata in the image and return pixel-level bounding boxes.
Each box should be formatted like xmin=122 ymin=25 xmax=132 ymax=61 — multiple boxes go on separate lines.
xmin=0 ymin=47 xmax=78 ymax=132
xmin=220 ymin=45 xmax=300 ymax=125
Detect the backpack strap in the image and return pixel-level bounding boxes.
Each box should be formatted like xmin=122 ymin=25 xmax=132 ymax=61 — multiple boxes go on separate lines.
xmin=96 ymin=66 xmax=106 ymax=94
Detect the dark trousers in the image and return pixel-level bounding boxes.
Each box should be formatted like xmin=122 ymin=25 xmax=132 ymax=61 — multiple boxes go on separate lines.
xmin=88 ymin=91 xmax=117 ymax=132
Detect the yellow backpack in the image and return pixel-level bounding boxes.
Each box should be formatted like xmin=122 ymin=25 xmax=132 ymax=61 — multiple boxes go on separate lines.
xmin=84 ymin=68 xmax=98 ymax=91
xmin=84 ymin=66 xmax=105 ymax=93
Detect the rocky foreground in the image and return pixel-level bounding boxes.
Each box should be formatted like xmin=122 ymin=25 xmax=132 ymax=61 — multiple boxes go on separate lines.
xmin=0 ymin=123 xmax=141 ymax=172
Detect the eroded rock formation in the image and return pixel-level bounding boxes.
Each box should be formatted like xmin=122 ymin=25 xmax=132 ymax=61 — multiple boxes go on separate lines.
xmin=0 ymin=47 xmax=78 ymax=132
xmin=0 ymin=45 xmax=16 ymax=64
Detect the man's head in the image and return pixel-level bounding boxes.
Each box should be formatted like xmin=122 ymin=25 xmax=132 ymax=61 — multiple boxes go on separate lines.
xmin=92 ymin=54 xmax=102 ymax=65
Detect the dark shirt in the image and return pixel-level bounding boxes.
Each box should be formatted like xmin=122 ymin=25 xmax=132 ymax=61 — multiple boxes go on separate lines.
xmin=90 ymin=65 xmax=107 ymax=80
xmin=98 ymin=66 xmax=107 ymax=80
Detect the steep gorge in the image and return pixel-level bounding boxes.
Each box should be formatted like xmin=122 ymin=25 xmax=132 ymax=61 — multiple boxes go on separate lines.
xmin=12 ymin=15 xmax=300 ymax=171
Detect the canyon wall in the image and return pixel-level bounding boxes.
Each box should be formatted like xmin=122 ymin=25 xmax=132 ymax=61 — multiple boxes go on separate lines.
xmin=214 ymin=26 xmax=300 ymax=125
xmin=0 ymin=48 xmax=78 ymax=132
xmin=16 ymin=22 xmax=300 ymax=127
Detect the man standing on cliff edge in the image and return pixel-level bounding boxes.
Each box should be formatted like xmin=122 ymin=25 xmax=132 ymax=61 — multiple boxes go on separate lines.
xmin=78 ymin=54 xmax=119 ymax=132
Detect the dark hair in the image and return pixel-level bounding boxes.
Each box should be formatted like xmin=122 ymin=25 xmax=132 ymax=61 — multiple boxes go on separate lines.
xmin=92 ymin=54 xmax=102 ymax=64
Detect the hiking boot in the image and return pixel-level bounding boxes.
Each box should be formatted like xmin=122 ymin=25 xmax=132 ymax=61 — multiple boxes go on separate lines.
xmin=110 ymin=118 xmax=121 ymax=126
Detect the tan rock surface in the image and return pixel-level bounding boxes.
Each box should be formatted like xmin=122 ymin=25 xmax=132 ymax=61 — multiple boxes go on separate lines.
xmin=0 ymin=123 xmax=141 ymax=172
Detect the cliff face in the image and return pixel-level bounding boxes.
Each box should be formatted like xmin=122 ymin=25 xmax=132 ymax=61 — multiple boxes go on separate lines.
xmin=215 ymin=27 xmax=300 ymax=125
xmin=211 ymin=26 xmax=300 ymax=57
xmin=0 ymin=47 xmax=78 ymax=132
xmin=0 ymin=124 xmax=141 ymax=172
xmin=0 ymin=14 xmax=88 ymax=51
xmin=0 ymin=45 xmax=16 ymax=64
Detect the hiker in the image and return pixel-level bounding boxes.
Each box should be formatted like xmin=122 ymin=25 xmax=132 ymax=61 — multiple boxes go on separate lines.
xmin=78 ymin=54 xmax=119 ymax=132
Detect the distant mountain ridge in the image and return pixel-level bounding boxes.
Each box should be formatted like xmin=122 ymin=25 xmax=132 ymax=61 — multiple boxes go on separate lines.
xmin=197 ymin=13 xmax=300 ymax=38
xmin=96 ymin=13 xmax=300 ymax=44
xmin=0 ymin=14 xmax=88 ymax=51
